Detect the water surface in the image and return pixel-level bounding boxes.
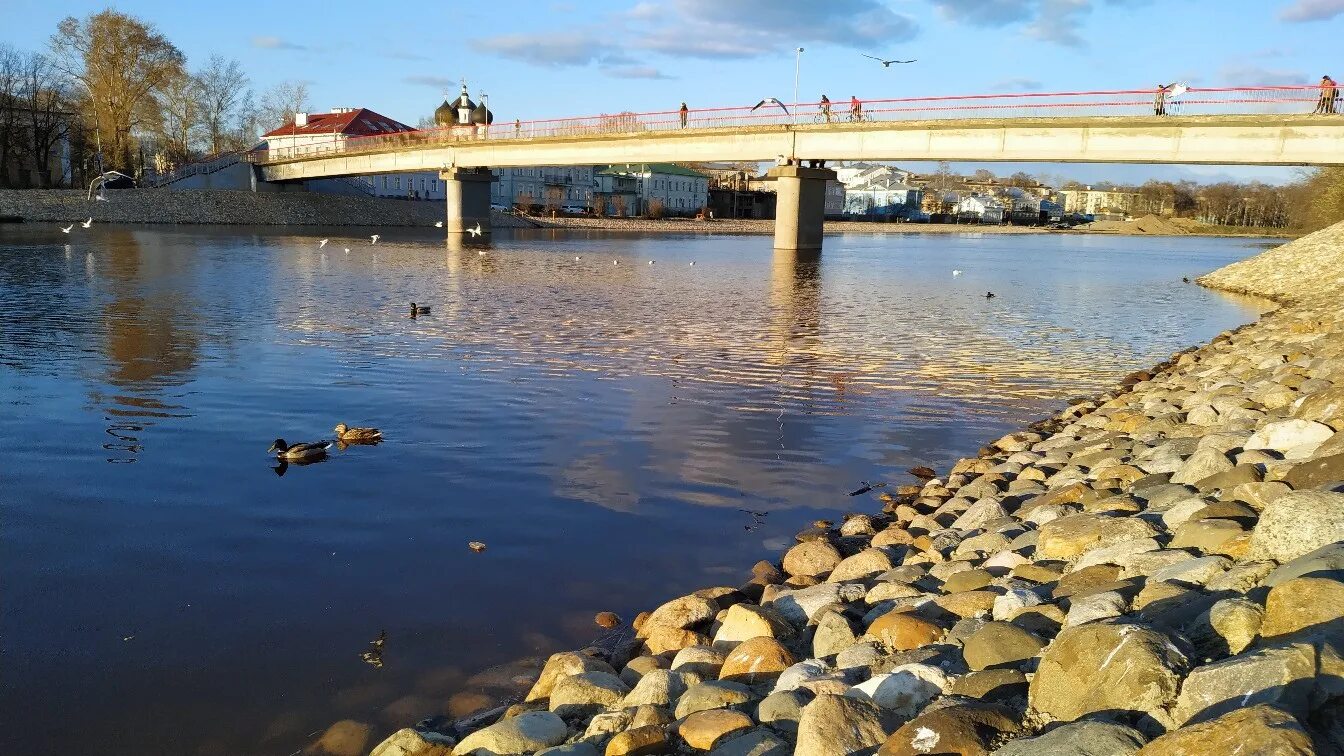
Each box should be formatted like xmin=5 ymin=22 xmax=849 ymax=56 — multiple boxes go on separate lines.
xmin=0 ymin=225 xmax=1268 ymax=755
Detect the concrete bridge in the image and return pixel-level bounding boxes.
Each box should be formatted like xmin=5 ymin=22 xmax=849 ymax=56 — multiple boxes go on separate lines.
xmin=247 ymin=86 xmax=1344 ymax=250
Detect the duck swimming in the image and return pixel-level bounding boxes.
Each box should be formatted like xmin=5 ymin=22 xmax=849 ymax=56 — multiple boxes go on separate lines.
xmin=410 ymin=302 xmax=431 ymax=316
xmin=334 ymin=423 xmax=382 ymax=442
xmin=267 ymin=438 xmax=333 ymax=460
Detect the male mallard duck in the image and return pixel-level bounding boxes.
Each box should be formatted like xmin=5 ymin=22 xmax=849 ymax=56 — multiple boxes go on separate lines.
xmin=334 ymin=423 xmax=382 ymax=442
xmin=267 ymin=438 xmax=333 ymax=460
xmin=410 ymin=302 xmax=431 ymax=316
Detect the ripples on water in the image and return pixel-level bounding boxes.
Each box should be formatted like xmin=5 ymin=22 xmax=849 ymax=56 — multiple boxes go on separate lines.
xmin=0 ymin=225 xmax=1268 ymax=755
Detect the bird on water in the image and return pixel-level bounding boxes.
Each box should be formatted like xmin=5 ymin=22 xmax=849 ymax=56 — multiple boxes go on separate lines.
xmin=267 ymin=439 xmax=333 ymax=460
xmin=985 ymin=292 xmax=996 ymax=299
xmin=467 ymin=223 xmax=483 ymax=237
xmin=410 ymin=302 xmax=431 ymax=316
xmin=333 ymin=423 xmax=382 ymax=442
xmin=60 ymin=224 xmax=73 ymax=233
xmin=319 ymin=239 xmax=329 ymax=248
xmin=81 ymin=217 xmax=93 ymax=228
xmin=370 ymin=234 xmax=380 ymax=244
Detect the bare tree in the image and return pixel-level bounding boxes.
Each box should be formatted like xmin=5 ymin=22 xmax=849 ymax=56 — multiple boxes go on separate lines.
xmin=258 ymin=80 xmax=310 ymax=131
xmin=20 ymin=51 xmax=73 ymax=187
xmin=0 ymin=44 xmax=23 ymax=187
xmin=195 ymin=55 xmax=248 ymax=154
xmin=155 ymin=68 xmax=201 ymax=164
xmin=49 ymin=9 xmax=186 ymax=172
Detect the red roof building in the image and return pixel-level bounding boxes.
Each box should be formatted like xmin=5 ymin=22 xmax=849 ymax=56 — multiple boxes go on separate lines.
xmin=261 ymin=108 xmax=414 ymax=139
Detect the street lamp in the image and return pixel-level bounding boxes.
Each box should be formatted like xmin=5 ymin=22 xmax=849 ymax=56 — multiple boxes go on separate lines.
xmin=792 ymin=47 xmax=804 ymax=125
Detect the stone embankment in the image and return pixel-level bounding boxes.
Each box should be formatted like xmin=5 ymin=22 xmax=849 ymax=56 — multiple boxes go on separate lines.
xmin=527 ymin=216 xmax=1045 ymax=236
xmin=0 ymin=189 xmax=532 ymax=228
xmin=352 ymin=222 xmax=1344 ymax=756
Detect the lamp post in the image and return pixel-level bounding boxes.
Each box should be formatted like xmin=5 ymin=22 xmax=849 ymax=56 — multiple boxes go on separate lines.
xmin=792 ymin=47 xmax=804 ymax=125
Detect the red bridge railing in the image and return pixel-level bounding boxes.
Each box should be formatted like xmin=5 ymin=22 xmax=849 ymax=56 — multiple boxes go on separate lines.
xmin=247 ymin=85 xmax=1328 ymax=164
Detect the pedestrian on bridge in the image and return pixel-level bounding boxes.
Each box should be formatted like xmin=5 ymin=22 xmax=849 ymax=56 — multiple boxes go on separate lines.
xmin=1315 ymin=75 xmax=1338 ymax=114
xmin=680 ymin=102 xmax=689 ymax=128
xmin=1154 ymin=83 xmax=1173 ymax=116
xmin=850 ymin=95 xmax=862 ymax=121
xmin=820 ymin=94 xmax=833 ymax=123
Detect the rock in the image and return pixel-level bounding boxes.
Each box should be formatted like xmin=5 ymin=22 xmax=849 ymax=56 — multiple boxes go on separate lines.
xmin=943 ymin=569 xmax=995 ymax=593
xmin=1247 ymin=490 xmax=1344 ymax=561
xmin=539 ymin=745 xmax=599 ymax=756
xmin=949 ymin=669 xmax=1028 ymax=705
xmin=1172 ymin=639 xmax=1344 ymax=726
xmin=1291 ymin=385 xmax=1344 ymax=426
xmin=454 ymin=712 xmax=569 ymax=755
xmin=713 ymin=604 xmax=794 ymax=644
xmin=309 ymin=721 xmax=373 ymax=756
xmin=1029 ymin=623 xmax=1188 ymax=723
xmin=783 ymin=540 xmax=843 ymax=578
xmin=602 ymin=725 xmax=666 ymax=756
xmin=1171 ymin=448 xmax=1235 ymax=485
xmin=584 ymin=711 xmax=632 ymax=739
xmin=719 ymin=637 xmax=796 ymax=686
xmin=371 ymin=729 xmax=453 ymax=756
xmin=529 ymin=653 xmax=618 ymax=701
xmin=992 ymin=589 xmax=1043 ymax=621
xmin=1135 ymin=705 xmax=1313 ymax=755
xmin=1283 ymin=451 xmax=1344 ymax=489
xmin=620 ymin=655 xmax=670 ymax=687
xmin=963 ymin=622 xmax=1046 ymax=671
xmin=622 ymin=669 xmax=689 ymax=707
xmin=768 ymin=583 xmax=868 ymax=626
xmin=629 ymin=705 xmax=673 ymax=729
xmin=953 ymin=500 xmax=1010 ymax=531
xmin=707 ymin=729 xmax=791 ymax=756
xmin=1063 ymin=591 xmax=1129 ymax=627
xmin=674 ymin=680 xmax=754 ymax=719
xmin=643 ymin=626 xmax=712 ymax=655
xmin=866 ymin=611 xmax=946 ymax=650
xmin=813 ymin=609 xmax=859 ymax=658
xmin=1265 ymin=542 xmax=1344 ymax=585
xmin=1037 ymin=515 xmax=1158 ymax=560
xmin=595 ymin=612 xmax=622 ymax=629
xmin=877 ymin=702 xmax=1019 ymax=756
xmin=831 ymin=548 xmax=897 ymax=582
xmin=1193 ymin=464 xmax=1263 ymax=492
xmin=1208 ymin=597 xmax=1264 ymax=655
xmin=640 ymin=595 xmax=718 ymax=635
xmin=795 ymin=694 xmax=895 ymax=756
xmin=679 ymin=709 xmax=755 ymax=750
xmin=757 ymin=689 xmax=809 ymax=735
xmin=1245 ymin=418 xmax=1335 ymax=458
xmin=1206 ymin=561 xmax=1276 ymax=593
xmin=548 ymin=672 xmax=630 ymax=719
xmin=1150 ymin=555 xmax=1231 ymax=587
xmin=673 ymin=646 xmax=727 ymax=677
xmin=1260 ymin=575 xmax=1344 ymax=639
xmin=846 ymin=664 xmax=948 ymax=717
xmin=935 ymin=590 xmax=1000 ymax=619
xmin=991 ymin=720 xmax=1146 ymax=756
xmin=1170 ymin=519 xmax=1246 ymax=556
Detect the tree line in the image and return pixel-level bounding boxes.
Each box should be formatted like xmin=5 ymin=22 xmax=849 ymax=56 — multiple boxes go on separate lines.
xmin=0 ymin=8 xmax=312 ymax=187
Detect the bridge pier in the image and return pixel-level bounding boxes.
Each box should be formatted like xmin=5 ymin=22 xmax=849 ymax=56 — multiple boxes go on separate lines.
xmin=440 ymin=167 xmax=497 ymax=236
xmin=768 ymin=165 xmax=836 ymax=251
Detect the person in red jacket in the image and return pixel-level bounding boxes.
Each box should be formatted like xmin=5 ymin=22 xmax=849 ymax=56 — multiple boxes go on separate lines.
xmin=1315 ymin=75 xmax=1338 ymax=114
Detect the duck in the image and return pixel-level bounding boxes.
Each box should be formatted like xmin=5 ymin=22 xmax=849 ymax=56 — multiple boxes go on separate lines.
xmin=334 ymin=423 xmax=382 ymax=442
xmin=267 ymin=438 xmax=333 ymax=460
xmin=410 ymin=302 xmax=431 ymax=316
xmin=985 ymin=291 xmax=996 ymax=299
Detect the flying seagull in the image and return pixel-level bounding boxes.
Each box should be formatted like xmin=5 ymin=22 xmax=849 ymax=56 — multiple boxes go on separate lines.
xmin=319 ymin=238 xmax=329 ymax=248
xmin=862 ymin=54 xmax=917 ymax=67
xmin=467 ymin=223 xmax=483 ymax=237
xmin=81 ymin=217 xmax=93 ymax=228
xmin=952 ymin=269 xmax=962 ymax=276
xmin=60 ymin=224 xmax=73 ymax=233
xmin=434 ymin=221 xmax=444 ymax=228
xmin=370 ymin=234 xmax=380 ymax=244
xmin=751 ymin=98 xmax=790 ymax=115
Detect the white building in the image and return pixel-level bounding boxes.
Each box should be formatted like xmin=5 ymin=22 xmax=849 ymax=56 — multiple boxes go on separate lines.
xmin=833 ymin=161 xmax=915 ymax=188
xmin=595 ymin=163 xmax=709 ymax=216
xmin=494 ymin=166 xmax=595 ymax=210
xmin=954 ymin=195 xmax=1006 ymax=223
xmin=842 ymin=175 xmax=923 ymax=217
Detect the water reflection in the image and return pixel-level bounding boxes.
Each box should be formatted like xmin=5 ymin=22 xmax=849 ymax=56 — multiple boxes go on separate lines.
xmin=0 ymin=224 xmax=1271 ymax=756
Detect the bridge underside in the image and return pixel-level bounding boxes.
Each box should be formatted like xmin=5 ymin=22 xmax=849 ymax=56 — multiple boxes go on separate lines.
xmin=252 ymin=114 xmax=1344 ymax=248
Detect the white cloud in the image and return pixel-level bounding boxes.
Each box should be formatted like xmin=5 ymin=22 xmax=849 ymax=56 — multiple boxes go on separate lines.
xmin=991 ymin=77 xmax=1044 ymax=91
xmin=471 ymin=32 xmax=620 ymax=66
xmin=404 ymin=75 xmax=457 ymax=89
xmin=251 ymin=36 xmax=306 ymax=51
xmin=601 ymin=65 xmax=674 ymax=80
xmin=1219 ymin=63 xmax=1309 ymax=85
xmin=1279 ymin=0 xmax=1344 ymax=21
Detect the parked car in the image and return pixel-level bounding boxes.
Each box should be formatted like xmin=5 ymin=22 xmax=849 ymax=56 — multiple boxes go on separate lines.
xmin=490 ymin=203 xmax=509 ymax=212
xmin=560 ymin=205 xmax=588 ymax=215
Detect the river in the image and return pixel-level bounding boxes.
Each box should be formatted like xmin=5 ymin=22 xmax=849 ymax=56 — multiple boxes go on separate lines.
xmin=0 ymin=225 xmax=1269 ymax=755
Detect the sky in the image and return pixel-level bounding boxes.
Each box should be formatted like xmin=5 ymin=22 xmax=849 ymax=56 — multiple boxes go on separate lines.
xmin=2 ymin=0 xmax=1341 ymax=185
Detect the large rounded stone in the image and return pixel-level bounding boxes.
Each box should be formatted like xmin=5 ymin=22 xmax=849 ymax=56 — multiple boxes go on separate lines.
xmin=370 ymin=728 xmax=453 ymax=756
xmin=782 ymin=540 xmax=843 ymax=578
xmin=639 ymin=595 xmax=718 ymax=635
xmin=829 ymin=548 xmax=896 ymax=582
xmin=713 ymin=604 xmax=794 ymax=644
xmin=991 ymin=720 xmax=1147 ymax=756
xmin=603 ymin=724 xmax=666 ymax=756
xmin=310 ymin=720 xmax=372 ymax=756
xmin=756 ymin=689 xmax=808 ymax=734
xmin=1283 ymin=451 xmax=1344 ymax=489
xmin=1135 ymin=704 xmax=1312 ymax=755
xmin=678 ymin=709 xmax=754 ymax=750
xmin=718 ymin=636 xmax=796 ymax=686
xmin=866 ymin=611 xmax=945 ymax=650
xmin=622 ymin=669 xmax=689 ymax=708
xmin=674 ymin=680 xmax=754 ymax=719
xmin=529 ymin=652 xmax=618 ymax=701
xmin=1171 ymin=641 xmax=1344 ymax=726
xmin=454 ymin=711 xmax=569 ymax=755
xmin=795 ymin=694 xmax=894 ymax=756
xmin=672 ymin=646 xmax=727 ymax=678
xmin=1245 ymin=418 xmax=1334 ymax=458
xmin=1029 ymin=623 xmax=1188 ymax=722
xmin=845 ymin=663 xmax=947 ymax=717
xmin=1248 ymin=490 xmax=1344 ymax=562
xmin=1261 ymin=575 xmax=1344 ymax=639
xmin=963 ymin=622 xmax=1046 ymax=671
xmin=1037 ymin=515 xmax=1158 ymax=560
xmin=643 ymin=626 xmax=712 ymax=655
xmin=812 ymin=609 xmax=859 ymax=658
xmin=1208 ymin=597 xmax=1264 ymax=655
xmin=1171 ymin=448 xmax=1234 ymax=485
xmin=548 ymin=672 xmax=630 ymax=719
xmin=877 ymin=702 xmax=1018 ymax=756
xmin=707 ymin=729 xmax=790 ymax=755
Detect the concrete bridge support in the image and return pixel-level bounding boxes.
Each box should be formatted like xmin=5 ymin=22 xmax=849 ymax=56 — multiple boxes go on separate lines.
xmin=440 ymin=167 xmax=497 ymax=235
xmin=769 ymin=165 xmax=836 ymax=251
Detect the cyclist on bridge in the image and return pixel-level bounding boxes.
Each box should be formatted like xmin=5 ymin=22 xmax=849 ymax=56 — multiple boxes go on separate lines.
xmin=820 ymin=94 xmax=833 ymax=122
xmin=850 ymin=95 xmax=863 ymax=121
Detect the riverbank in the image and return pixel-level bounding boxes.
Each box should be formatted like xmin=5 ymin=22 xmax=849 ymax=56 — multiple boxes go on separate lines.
xmin=0 ymin=189 xmax=531 ymax=228
xmin=344 ymin=221 xmax=1344 ymax=756
xmin=526 ymin=216 xmax=1048 ymax=236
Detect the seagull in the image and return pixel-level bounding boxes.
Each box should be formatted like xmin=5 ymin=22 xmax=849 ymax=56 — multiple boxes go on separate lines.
xmin=319 ymin=239 xmax=329 ymax=248
xmin=343 ymin=248 xmax=350 ymax=253
xmin=60 ymin=224 xmax=73 ymax=233
xmin=81 ymin=217 xmax=93 ymax=228
xmin=612 ymin=260 xmax=619 ymax=265
xmin=751 ymin=98 xmax=790 ymax=115
xmin=952 ymin=269 xmax=962 ymax=276
xmin=575 ymin=256 xmax=581 ymax=261
xmin=434 ymin=221 xmax=444 ymax=228
xmin=689 ymin=261 xmax=695 ymax=266
xmin=862 ymin=54 xmax=917 ymax=67
xmin=648 ymin=260 xmax=655 ymax=265
xmin=467 ymin=223 xmax=483 ymax=237
xmin=370 ymin=234 xmax=380 ymax=244
xmin=95 ymin=193 xmax=109 ymax=202
xmin=477 ymin=249 xmax=486 ymax=256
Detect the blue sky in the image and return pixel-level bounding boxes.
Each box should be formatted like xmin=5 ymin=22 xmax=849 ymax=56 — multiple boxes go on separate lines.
xmin=3 ymin=0 xmax=1341 ymax=184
